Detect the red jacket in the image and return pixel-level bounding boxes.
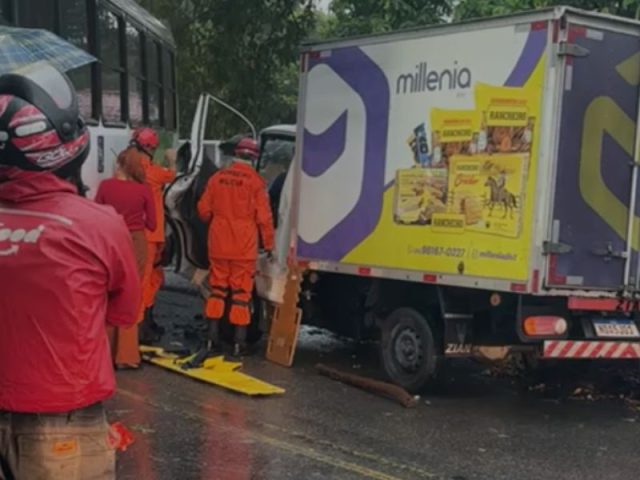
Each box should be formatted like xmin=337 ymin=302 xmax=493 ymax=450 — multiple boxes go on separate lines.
xmin=95 ymin=178 xmax=157 ymax=232
xmin=0 ymin=168 xmax=140 ymax=413
xmin=197 ymin=161 xmax=274 ymax=261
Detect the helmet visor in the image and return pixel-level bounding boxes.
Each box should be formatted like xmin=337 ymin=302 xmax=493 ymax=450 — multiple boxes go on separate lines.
xmin=14 ymin=61 xmax=73 ymax=109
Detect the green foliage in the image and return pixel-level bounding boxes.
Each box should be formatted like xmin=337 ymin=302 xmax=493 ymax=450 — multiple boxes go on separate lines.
xmin=138 ymin=0 xmax=640 ymax=140
xmin=138 ymin=0 xmax=315 ymax=138
xmin=322 ymin=0 xmax=452 ymax=38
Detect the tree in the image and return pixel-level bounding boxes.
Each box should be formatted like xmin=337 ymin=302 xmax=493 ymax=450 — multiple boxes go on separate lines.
xmin=138 ymin=0 xmax=316 ymax=138
xmin=320 ymin=0 xmax=452 ymax=38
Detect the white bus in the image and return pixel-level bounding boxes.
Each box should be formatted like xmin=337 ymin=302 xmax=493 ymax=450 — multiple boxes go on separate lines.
xmin=0 ymin=0 xmax=178 ymax=197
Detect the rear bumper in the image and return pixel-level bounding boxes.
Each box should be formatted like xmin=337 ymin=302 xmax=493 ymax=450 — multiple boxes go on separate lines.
xmin=543 ymin=341 xmax=640 ymax=359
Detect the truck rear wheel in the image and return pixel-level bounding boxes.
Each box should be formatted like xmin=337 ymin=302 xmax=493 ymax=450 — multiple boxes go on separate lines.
xmin=380 ymin=308 xmax=440 ymax=393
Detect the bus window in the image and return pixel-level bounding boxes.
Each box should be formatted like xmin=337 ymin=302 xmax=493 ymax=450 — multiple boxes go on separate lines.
xmin=59 ymin=0 xmax=92 ymax=120
xmin=17 ymin=0 xmax=55 ymax=30
xmin=163 ymin=50 xmax=176 ymax=130
xmin=0 ymin=0 xmax=13 ymax=24
xmin=146 ymin=38 xmax=161 ymax=126
xmin=99 ymin=8 xmax=124 ymax=123
xmin=127 ymin=24 xmax=144 ymax=126
xmin=68 ymin=68 xmax=92 ymax=120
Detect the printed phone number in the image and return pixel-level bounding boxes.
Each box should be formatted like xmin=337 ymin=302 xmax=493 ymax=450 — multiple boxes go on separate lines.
xmin=408 ymin=246 xmax=466 ymax=258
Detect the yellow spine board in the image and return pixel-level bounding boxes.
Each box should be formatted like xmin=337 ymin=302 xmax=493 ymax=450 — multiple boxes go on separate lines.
xmin=139 ymin=346 xmax=285 ymax=396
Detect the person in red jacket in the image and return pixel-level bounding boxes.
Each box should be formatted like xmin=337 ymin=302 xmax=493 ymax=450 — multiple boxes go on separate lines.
xmin=196 ymin=137 xmax=275 ymax=358
xmin=0 ymin=64 xmax=140 ymax=479
xmin=130 ymin=128 xmax=176 ymax=343
xmin=95 ymin=147 xmax=157 ymax=369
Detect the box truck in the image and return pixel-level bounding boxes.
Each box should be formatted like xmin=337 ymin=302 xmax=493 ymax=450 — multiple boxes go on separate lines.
xmin=280 ymin=6 xmax=640 ymax=391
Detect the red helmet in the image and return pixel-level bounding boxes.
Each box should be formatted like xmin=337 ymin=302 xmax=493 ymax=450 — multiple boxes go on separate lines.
xmin=234 ymin=137 xmax=259 ymax=161
xmin=131 ymin=127 xmax=159 ymax=157
xmin=0 ymin=63 xmax=90 ymax=174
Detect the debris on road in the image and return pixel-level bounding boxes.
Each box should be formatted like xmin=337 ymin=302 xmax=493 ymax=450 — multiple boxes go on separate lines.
xmin=316 ymin=363 xmax=418 ymax=408
xmin=108 ymin=422 xmax=135 ymax=452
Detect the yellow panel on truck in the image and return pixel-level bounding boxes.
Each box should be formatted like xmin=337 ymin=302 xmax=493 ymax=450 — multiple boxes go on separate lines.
xmin=294 ymin=12 xmax=547 ymax=289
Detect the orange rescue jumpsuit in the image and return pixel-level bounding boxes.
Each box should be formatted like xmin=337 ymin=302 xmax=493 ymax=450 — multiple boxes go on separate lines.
xmin=141 ymin=156 xmax=176 ymax=318
xmin=197 ymin=161 xmax=275 ymax=326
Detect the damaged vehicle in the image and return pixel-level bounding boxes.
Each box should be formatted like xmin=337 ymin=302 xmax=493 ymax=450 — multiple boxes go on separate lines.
xmin=164 ymin=94 xmax=296 ymax=344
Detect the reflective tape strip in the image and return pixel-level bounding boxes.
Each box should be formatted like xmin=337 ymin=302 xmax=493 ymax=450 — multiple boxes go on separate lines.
xmin=543 ymin=341 xmax=640 ymax=359
xmin=0 ymin=206 xmax=73 ymax=225
xmin=230 ymin=299 xmax=250 ymax=307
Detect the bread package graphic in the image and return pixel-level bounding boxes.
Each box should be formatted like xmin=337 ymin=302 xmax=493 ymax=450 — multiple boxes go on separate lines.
xmin=475 ymin=83 xmax=535 ymax=155
xmin=393 ymin=167 xmax=448 ymax=225
xmin=448 ymin=154 xmax=527 ymax=238
xmin=447 ymin=158 xmax=484 ymax=226
xmin=430 ymin=109 xmax=481 ymax=167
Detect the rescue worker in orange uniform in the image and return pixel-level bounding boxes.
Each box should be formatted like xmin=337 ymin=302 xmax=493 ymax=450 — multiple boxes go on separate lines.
xmin=130 ymin=128 xmax=177 ymax=343
xmin=196 ymin=137 xmax=275 ymax=358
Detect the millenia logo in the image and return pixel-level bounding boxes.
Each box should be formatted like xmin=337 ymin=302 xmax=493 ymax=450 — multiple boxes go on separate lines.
xmin=396 ymin=61 xmax=471 ymax=95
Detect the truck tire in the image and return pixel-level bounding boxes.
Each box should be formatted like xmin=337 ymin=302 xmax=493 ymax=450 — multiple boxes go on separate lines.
xmin=380 ymin=308 xmax=440 ymax=393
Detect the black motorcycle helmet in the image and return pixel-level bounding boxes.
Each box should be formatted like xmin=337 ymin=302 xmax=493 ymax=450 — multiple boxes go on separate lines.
xmin=0 ymin=62 xmax=90 ymax=188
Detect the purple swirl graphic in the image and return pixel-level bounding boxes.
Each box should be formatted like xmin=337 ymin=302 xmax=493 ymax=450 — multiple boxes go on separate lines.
xmin=298 ymin=47 xmax=390 ymax=260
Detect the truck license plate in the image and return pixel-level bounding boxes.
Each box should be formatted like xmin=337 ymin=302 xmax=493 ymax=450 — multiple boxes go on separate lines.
xmin=593 ymin=319 xmax=640 ymax=338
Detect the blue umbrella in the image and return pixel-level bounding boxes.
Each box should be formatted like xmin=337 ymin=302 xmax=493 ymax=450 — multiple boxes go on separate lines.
xmin=0 ymin=26 xmax=96 ymax=74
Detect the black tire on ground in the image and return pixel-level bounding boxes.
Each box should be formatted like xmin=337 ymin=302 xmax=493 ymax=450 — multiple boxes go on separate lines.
xmin=380 ymin=307 xmax=441 ymax=393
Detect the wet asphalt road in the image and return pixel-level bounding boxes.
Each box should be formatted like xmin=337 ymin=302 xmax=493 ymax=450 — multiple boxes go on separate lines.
xmin=110 ymin=276 xmax=640 ymax=480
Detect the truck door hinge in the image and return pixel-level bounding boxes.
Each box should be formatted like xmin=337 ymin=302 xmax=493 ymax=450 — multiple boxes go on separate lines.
xmin=591 ymin=242 xmax=627 ymax=261
xmin=557 ymin=42 xmax=590 ymax=58
xmin=543 ymin=241 xmax=572 ymax=255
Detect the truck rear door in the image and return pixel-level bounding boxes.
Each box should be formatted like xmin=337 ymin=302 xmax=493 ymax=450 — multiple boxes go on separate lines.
xmin=546 ymin=18 xmax=640 ymax=291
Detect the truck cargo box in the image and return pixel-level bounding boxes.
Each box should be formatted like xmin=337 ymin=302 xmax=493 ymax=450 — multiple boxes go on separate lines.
xmin=292 ymin=7 xmax=640 ymax=297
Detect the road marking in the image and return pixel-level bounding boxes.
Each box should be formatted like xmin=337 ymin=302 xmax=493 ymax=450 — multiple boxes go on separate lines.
xmin=259 ymin=422 xmax=437 ymax=478
xmin=118 ymin=388 xmax=405 ymax=480
xmin=119 ymin=371 xmax=438 ymax=479
xmin=252 ymin=432 xmax=403 ymax=480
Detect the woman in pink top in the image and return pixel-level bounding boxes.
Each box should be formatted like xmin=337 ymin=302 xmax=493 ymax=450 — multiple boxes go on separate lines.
xmin=95 ymin=148 xmax=156 ymax=369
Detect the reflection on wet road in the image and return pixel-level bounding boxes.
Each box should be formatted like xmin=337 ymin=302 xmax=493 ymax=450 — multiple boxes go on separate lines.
xmin=110 ymin=284 xmax=640 ymax=480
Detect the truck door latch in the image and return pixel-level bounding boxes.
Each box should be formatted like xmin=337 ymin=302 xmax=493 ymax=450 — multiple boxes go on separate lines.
xmin=591 ymin=242 xmax=627 ymax=261
xmin=557 ymin=42 xmax=590 ymax=58
xmin=543 ymin=241 xmax=572 ymax=255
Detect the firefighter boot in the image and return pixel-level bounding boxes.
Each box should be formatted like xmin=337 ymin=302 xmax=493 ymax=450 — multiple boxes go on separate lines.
xmin=181 ymin=320 xmax=222 ymax=370
xmin=139 ymin=307 xmax=161 ymax=345
xmin=231 ymin=325 xmax=249 ymax=359
xmin=148 ymin=306 xmax=166 ymax=336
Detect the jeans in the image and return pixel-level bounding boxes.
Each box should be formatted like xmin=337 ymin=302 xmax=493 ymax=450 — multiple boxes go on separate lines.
xmin=0 ymin=402 xmax=114 ymax=480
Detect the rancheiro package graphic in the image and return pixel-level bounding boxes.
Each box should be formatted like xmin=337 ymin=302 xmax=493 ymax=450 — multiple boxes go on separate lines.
xmin=430 ymin=109 xmax=481 ymax=167
xmin=475 ymin=84 xmax=535 ymax=155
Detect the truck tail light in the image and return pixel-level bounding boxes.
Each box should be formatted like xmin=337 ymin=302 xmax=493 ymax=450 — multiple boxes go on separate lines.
xmin=523 ymin=316 xmax=567 ymax=337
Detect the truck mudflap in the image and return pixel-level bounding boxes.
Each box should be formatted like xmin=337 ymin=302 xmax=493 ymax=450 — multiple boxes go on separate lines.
xmin=543 ymin=341 xmax=640 ymax=359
